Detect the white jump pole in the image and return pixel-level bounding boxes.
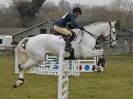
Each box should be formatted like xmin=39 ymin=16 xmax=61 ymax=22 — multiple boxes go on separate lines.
xmin=58 ymin=46 xmax=68 ymax=99
xmin=15 ymin=48 xmax=19 ymax=74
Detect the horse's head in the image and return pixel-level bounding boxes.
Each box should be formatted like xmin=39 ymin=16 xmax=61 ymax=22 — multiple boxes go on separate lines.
xmin=78 ymin=21 xmax=117 ymax=49
xmin=102 ymin=21 xmax=117 ymax=48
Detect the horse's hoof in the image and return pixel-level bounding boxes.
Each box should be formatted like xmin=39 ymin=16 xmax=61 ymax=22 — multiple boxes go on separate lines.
xmin=13 ymin=84 xmax=17 ymax=88
xmin=92 ymin=65 xmax=95 ymax=71
xmin=97 ymin=67 xmax=101 ymax=72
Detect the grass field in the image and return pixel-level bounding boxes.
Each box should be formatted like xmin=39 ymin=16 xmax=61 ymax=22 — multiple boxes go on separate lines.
xmin=0 ymin=54 xmax=133 ymax=99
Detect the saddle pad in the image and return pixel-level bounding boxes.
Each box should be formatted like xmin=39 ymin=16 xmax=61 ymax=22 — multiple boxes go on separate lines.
xmin=51 ymin=34 xmax=65 ymax=43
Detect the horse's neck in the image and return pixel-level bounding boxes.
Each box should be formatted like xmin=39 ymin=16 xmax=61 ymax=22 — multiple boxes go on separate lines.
xmin=85 ymin=23 xmax=106 ymax=37
xmin=72 ymin=22 xmax=108 ymax=47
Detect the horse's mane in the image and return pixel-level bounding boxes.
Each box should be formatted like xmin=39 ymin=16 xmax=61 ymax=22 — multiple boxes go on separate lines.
xmin=84 ymin=22 xmax=107 ymax=28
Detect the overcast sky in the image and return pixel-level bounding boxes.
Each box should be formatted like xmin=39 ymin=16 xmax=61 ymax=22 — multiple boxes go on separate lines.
xmin=0 ymin=0 xmax=114 ymax=6
xmin=47 ymin=0 xmax=113 ymax=6
xmin=0 ymin=0 xmax=133 ymax=7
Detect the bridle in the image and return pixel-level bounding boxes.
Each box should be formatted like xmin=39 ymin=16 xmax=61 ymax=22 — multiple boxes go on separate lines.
xmin=103 ymin=21 xmax=116 ymax=44
xmin=80 ymin=22 xmax=116 ymax=44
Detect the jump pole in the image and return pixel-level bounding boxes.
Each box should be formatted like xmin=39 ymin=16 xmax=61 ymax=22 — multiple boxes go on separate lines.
xmin=58 ymin=46 xmax=69 ymax=99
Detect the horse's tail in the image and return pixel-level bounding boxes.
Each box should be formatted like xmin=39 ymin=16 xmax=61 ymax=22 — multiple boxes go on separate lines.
xmin=16 ymin=38 xmax=29 ymax=66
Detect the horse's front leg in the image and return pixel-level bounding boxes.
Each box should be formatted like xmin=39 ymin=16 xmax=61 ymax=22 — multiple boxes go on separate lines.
xmin=82 ymin=49 xmax=103 ymax=58
xmin=89 ymin=49 xmax=106 ymax=72
xmin=92 ymin=49 xmax=104 ymax=57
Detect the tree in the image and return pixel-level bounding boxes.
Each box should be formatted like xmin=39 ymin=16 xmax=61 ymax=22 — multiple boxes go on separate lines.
xmin=11 ymin=0 xmax=46 ymax=27
xmin=0 ymin=6 xmax=21 ymax=27
xmin=73 ymin=3 xmax=81 ymax=8
xmin=40 ymin=1 xmax=57 ymax=13
xmin=109 ymin=0 xmax=133 ymax=28
xmin=58 ymin=0 xmax=70 ymax=11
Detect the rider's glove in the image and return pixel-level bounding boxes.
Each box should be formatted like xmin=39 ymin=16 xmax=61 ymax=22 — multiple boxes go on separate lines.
xmin=80 ymin=27 xmax=85 ymax=30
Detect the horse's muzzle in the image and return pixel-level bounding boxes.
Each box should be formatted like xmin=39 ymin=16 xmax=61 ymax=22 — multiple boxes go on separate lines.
xmin=110 ymin=45 xmax=115 ymax=48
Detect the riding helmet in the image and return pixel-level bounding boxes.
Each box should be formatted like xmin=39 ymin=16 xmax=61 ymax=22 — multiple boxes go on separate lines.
xmin=73 ymin=7 xmax=82 ymax=15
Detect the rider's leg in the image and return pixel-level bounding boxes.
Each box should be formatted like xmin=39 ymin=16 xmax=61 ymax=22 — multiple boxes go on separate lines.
xmin=54 ymin=25 xmax=72 ymax=36
xmin=54 ymin=25 xmax=73 ymax=51
xmin=65 ymin=34 xmax=73 ymax=51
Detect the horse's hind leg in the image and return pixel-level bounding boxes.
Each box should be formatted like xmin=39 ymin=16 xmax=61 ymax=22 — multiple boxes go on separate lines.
xmin=13 ymin=59 xmax=36 ymax=88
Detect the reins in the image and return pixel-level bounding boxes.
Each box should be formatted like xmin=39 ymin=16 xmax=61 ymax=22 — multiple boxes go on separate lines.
xmin=82 ymin=29 xmax=98 ymax=39
xmin=74 ymin=28 xmax=99 ymax=44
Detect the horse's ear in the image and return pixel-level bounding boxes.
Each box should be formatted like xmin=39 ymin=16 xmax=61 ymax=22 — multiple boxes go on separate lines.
xmin=113 ymin=21 xmax=117 ymax=24
xmin=114 ymin=20 xmax=120 ymax=29
xmin=109 ymin=21 xmax=116 ymax=26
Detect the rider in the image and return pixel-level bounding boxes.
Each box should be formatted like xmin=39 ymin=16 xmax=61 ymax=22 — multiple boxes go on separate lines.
xmin=54 ymin=7 xmax=84 ymax=51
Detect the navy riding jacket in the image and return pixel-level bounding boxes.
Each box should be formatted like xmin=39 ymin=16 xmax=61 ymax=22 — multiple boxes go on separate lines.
xmin=54 ymin=12 xmax=81 ymax=29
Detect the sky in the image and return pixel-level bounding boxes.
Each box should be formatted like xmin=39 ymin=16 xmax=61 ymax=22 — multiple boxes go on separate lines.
xmin=0 ymin=0 xmax=133 ymax=7
xmin=0 ymin=0 xmax=10 ymax=6
xmin=0 ymin=0 xmax=114 ymax=7
xmin=47 ymin=0 xmax=113 ymax=6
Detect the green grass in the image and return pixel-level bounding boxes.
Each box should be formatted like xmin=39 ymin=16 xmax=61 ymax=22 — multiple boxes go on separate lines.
xmin=0 ymin=54 xmax=133 ymax=99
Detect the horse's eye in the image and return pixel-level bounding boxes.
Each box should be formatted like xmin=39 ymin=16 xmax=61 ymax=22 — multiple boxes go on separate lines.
xmin=113 ymin=32 xmax=115 ymax=34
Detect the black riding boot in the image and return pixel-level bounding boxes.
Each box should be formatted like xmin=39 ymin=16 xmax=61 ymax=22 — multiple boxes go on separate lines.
xmin=65 ymin=35 xmax=73 ymax=51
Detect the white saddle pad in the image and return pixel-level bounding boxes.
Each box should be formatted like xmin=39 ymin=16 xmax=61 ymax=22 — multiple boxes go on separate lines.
xmin=51 ymin=34 xmax=65 ymax=43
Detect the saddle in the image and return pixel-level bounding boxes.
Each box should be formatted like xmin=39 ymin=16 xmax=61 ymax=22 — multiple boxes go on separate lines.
xmin=52 ymin=30 xmax=76 ymax=60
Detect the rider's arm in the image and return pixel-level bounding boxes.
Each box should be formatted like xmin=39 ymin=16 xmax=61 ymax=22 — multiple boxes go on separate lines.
xmin=68 ymin=21 xmax=84 ymax=30
xmin=67 ymin=21 xmax=79 ymax=29
xmin=67 ymin=13 xmax=83 ymax=29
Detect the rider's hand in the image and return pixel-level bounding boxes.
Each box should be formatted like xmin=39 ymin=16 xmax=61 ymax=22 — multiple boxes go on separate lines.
xmin=80 ymin=27 xmax=85 ymax=30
